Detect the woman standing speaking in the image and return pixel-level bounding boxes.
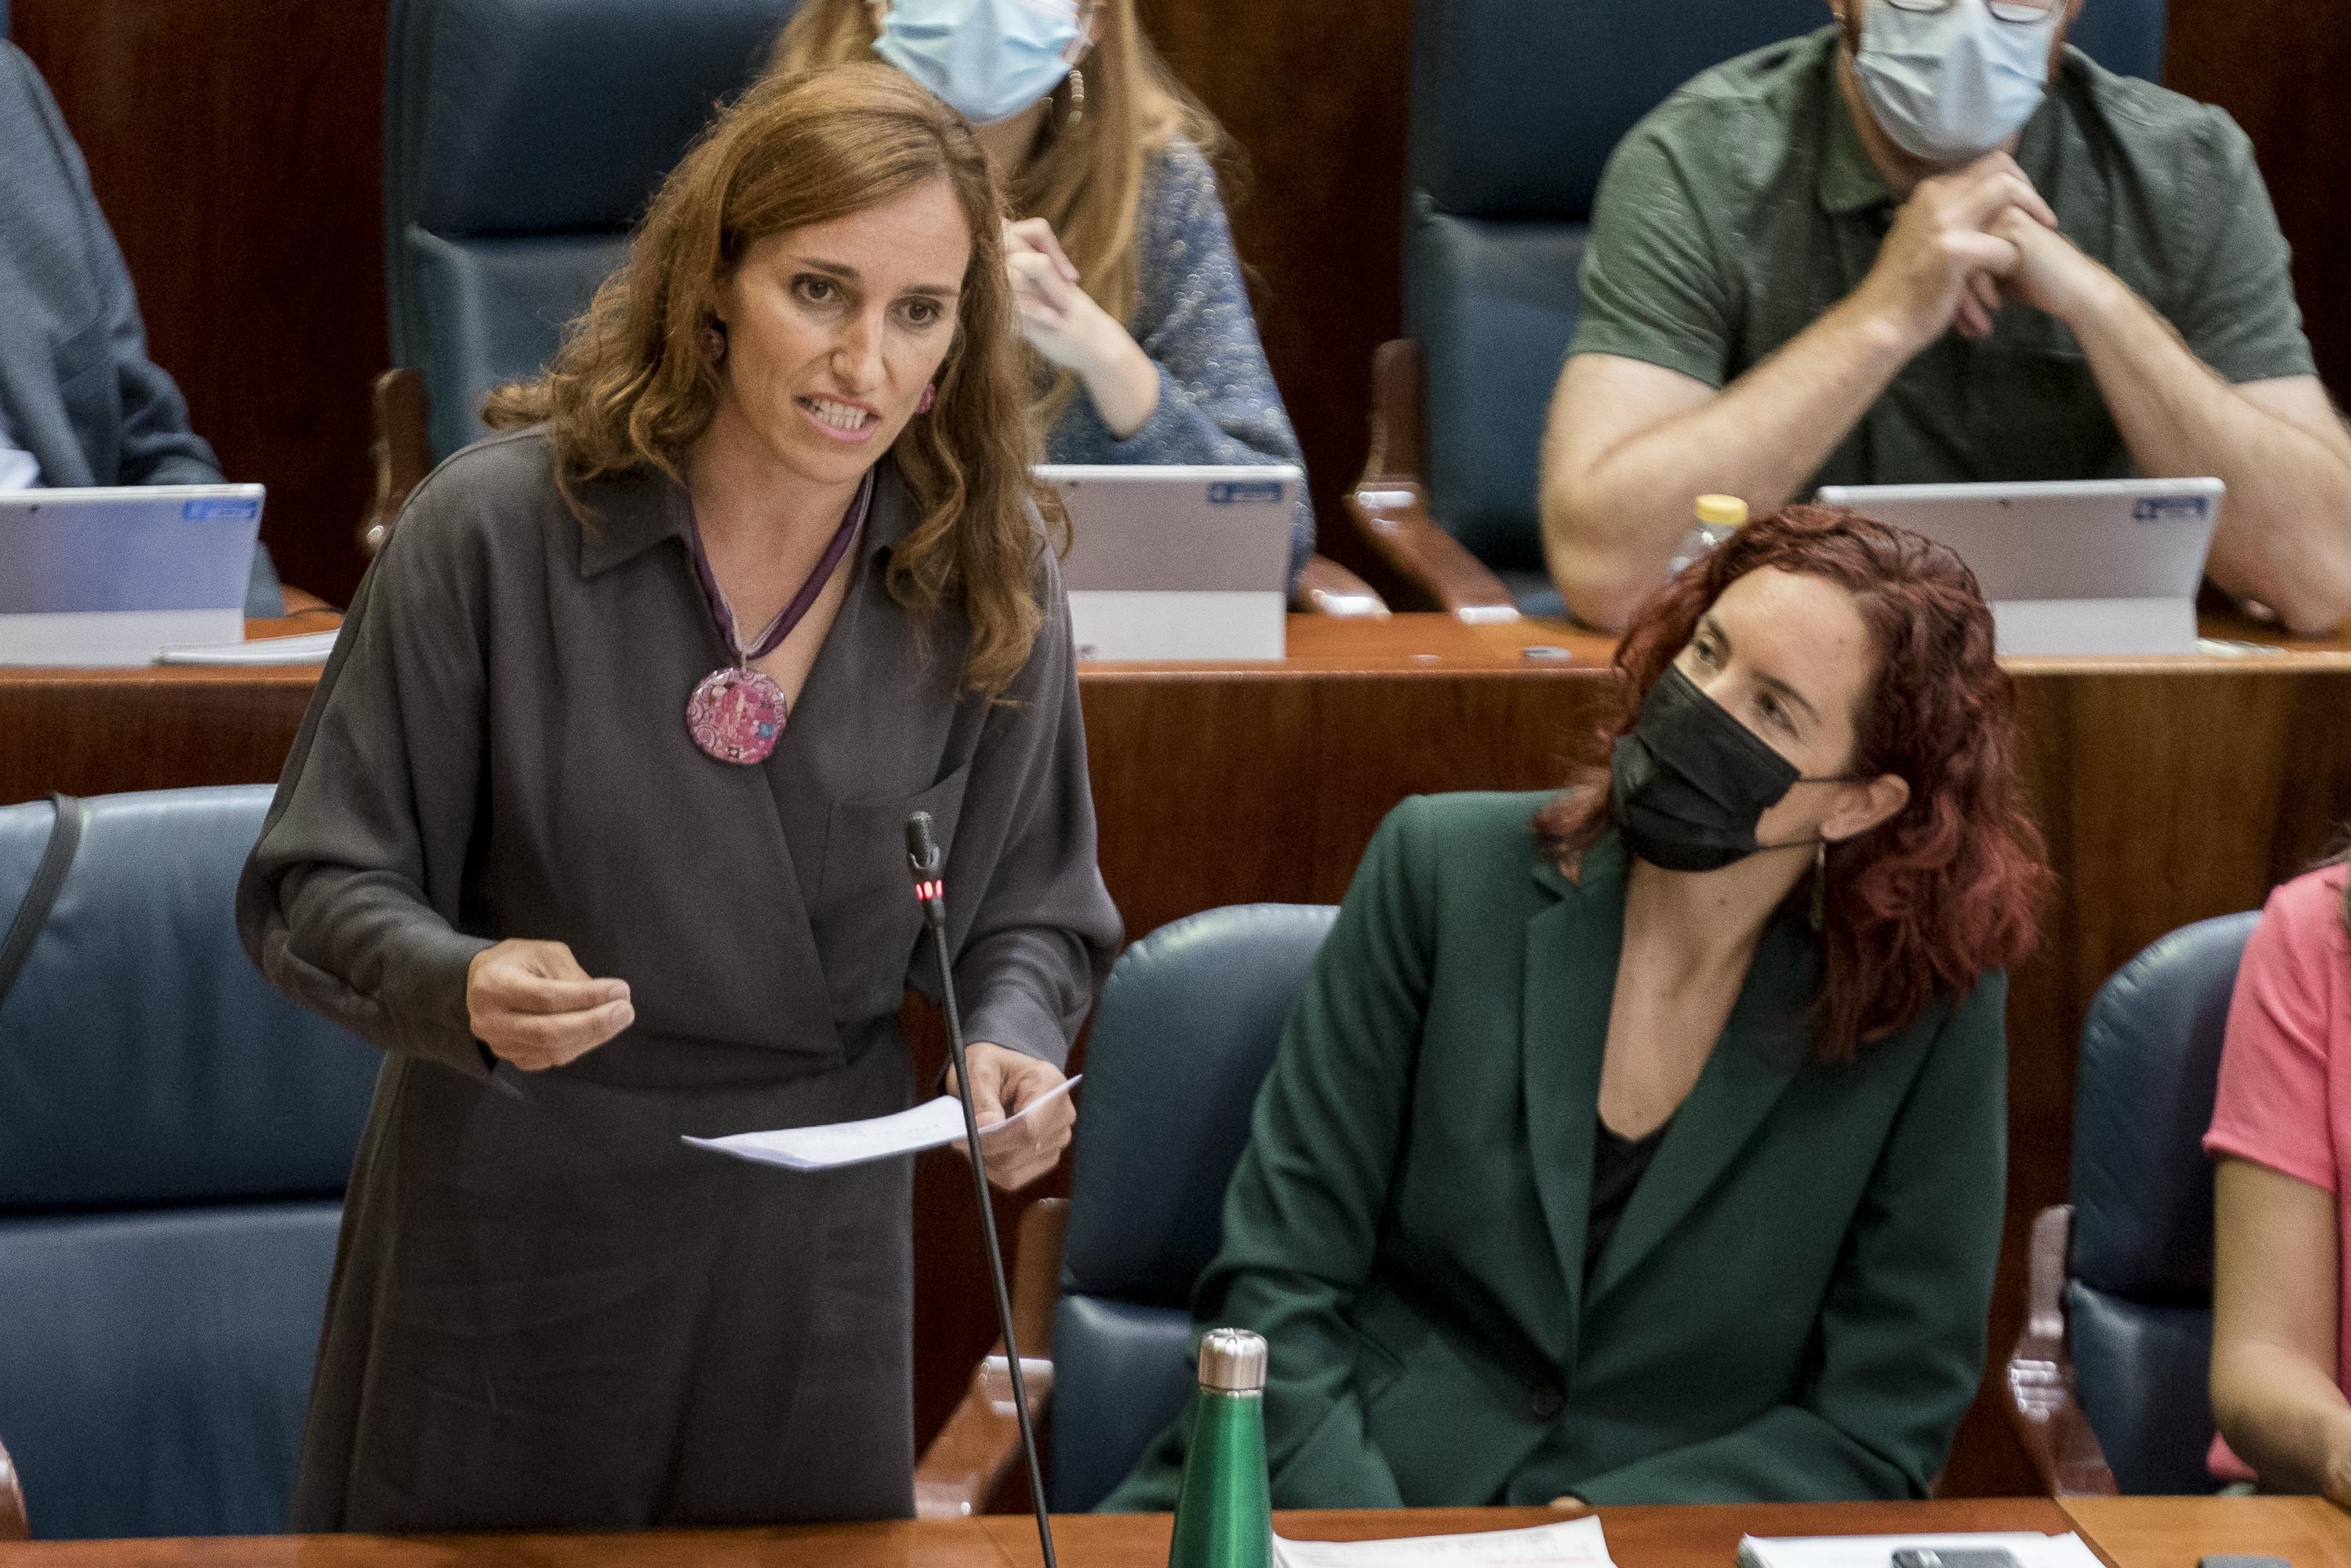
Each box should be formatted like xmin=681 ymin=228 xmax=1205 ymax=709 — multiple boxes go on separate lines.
xmin=238 ymin=64 xmax=1120 ymax=1533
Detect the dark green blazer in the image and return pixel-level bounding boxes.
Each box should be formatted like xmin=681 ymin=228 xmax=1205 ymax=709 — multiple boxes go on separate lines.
xmin=1103 ymin=791 xmax=2005 ymax=1510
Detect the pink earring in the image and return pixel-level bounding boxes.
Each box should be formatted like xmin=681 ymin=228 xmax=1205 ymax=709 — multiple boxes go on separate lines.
xmin=699 ymin=323 xmax=726 ymax=364
xmin=916 ymin=383 xmax=936 ymax=415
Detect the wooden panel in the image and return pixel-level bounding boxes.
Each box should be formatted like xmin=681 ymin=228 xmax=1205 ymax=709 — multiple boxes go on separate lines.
xmin=12 ymin=0 xmax=392 ymax=605
xmin=1084 ymin=672 xmax=1601 ymax=934
xmin=0 ymin=617 xmax=328 ymax=804
xmin=2168 ymin=3 xmax=2351 ymax=396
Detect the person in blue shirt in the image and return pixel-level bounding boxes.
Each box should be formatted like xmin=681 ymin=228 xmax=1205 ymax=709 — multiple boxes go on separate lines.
xmin=0 ymin=41 xmax=284 ymax=616
xmin=772 ymin=0 xmax=1313 ymax=585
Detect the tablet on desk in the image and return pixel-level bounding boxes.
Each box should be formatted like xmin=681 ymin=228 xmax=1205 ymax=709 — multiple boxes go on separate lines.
xmin=1813 ymin=478 xmax=2222 ymax=657
xmin=1036 ymin=464 xmax=1298 ymax=661
xmin=0 ymin=485 xmax=265 ymax=666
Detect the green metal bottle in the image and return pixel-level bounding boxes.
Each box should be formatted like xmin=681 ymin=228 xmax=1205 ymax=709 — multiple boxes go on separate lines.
xmin=1167 ymin=1327 xmax=1273 ymax=1568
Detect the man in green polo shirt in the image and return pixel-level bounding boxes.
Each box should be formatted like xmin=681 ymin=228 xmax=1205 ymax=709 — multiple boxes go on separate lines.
xmin=1539 ymin=0 xmax=2351 ymax=633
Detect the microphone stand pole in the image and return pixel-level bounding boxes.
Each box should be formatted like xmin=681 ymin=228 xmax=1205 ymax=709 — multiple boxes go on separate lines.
xmin=908 ymin=815 xmax=1057 ymax=1568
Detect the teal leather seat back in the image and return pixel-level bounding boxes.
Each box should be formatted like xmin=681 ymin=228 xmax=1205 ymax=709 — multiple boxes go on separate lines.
xmin=385 ymin=0 xmax=798 ymax=460
xmin=2066 ymin=909 xmax=2250 ymax=1494
xmin=1048 ymin=904 xmax=1337 ymax=1512
xmin=0 ymin=788 xmax=383 ymax=1538
xmin=1404 ymin=0 xmax=2167 ymax=601
xmin=0 ymin=1205 xmax=346 ymax=1540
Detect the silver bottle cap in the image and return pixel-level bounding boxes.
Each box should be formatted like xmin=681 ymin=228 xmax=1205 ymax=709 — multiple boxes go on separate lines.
xmin=1197 ymin=1327 xmax=1269 ymax=1393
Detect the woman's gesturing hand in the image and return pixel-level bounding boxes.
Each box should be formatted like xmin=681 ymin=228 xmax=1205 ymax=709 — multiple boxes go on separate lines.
xmin=949 ymin=1042 xmax=1077 ymax=1190
xmin=465 ymin=939 xmax=634 ymax=1071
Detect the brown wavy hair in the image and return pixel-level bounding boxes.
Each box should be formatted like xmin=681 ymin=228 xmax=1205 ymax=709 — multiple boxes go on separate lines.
xmin=1535 ymin=504 xmax=2052 ymax=1059
xmin=483 ymin=63 xmax=1049 ymax=694
xmin=768 ymin=0 xmax=1230 ymax=431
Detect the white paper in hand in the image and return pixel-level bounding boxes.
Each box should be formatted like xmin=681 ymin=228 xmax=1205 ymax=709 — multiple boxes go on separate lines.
xmin=1273 ymin=1514 xmax=1615 ymax=1568
xmin=683 ymin=1075 xmax=1081 ymax=1172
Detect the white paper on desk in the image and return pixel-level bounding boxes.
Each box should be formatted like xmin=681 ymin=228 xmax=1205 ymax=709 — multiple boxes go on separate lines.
xmin=154 ymin=629 xmax=341 ymax=664
xmin=1737 ymin=1530 xmax=2105 ymax=1568
xmin=682 ymin=1075 xmax=1081 ymax=1172
xmin=1273 ymin=1514 xmax=1614 ymax=1568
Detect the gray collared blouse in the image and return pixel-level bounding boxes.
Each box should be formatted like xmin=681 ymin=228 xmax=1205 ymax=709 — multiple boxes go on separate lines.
xmin=237 ymin=429 xmax=1121 ymax=1532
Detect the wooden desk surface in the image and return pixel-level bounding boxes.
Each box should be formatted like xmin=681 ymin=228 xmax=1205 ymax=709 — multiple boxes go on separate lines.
xmin=0 ymin=1498 xmax=2075 ymax=1566
xmin=2064 ymin=1495 xmax=2351 ymax=1568
xmin=6 ymin=609 xmax=2341 ymax=693
xmin=7 ymin=616 xmax=2351 ymax=1494
xmin=0 ymin=611 xmax=345 ymax=692
xmin=1088 ymin=612 xmax=2351 ymax=678
xmin=16 ymin=1494 xmax=2351 ymax=1567
xmin=999 ymin=1500 xmax=2075 ymax=1568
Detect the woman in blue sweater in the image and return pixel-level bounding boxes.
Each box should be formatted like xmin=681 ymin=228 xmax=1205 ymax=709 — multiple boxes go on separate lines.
xmin=772 ymin=0 xmax=1313 ymax=581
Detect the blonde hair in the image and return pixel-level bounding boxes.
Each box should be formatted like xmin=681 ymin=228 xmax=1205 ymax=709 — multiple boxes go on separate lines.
xmin=484 ymin=63 xmax=1049 ymax=695
xmin=770 ymin=0 xmax=1230 ymax=428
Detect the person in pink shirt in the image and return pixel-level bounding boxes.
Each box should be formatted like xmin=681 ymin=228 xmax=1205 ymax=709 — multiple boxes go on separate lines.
xmin=2208 ymin=850 xmax=2351 ymax=1495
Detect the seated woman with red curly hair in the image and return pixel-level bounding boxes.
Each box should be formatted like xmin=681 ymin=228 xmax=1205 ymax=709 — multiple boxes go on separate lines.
xmin=1106 ymin=505 xmax=2052 ymax=1510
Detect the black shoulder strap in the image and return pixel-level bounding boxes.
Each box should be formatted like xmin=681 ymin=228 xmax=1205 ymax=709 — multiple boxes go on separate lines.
xmin=0 ymin=794 xmax=84 ymax=1012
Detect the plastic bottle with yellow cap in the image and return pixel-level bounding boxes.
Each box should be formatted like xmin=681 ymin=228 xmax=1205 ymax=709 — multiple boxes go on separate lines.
xmin=1668 ymin=494 xmax=1748 ymax=578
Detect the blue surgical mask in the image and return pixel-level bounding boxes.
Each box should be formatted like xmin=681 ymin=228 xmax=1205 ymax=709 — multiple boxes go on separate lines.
xmin=1854 ymin=0 xmax=2063 ymax=164
xmin=875 ymin=0 xmax=1082 ymax=127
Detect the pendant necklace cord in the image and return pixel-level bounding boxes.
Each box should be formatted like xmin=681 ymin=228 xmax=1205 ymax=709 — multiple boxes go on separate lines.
xmin=686 ymin=469 xmax=874 ymax=667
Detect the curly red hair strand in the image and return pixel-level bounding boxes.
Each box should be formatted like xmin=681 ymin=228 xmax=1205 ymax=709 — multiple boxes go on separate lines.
xmin=1535 ymin=504 xmax=2052 ymax=1059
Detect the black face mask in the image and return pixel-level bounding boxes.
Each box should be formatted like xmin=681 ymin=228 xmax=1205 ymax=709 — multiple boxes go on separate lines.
xmin=1609 ymin=665 xmax=1855 ymax=873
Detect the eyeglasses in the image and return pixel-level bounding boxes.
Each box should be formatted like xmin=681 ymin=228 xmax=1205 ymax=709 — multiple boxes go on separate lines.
xmin=1883 ymin=0 xmax=2063 ymax=20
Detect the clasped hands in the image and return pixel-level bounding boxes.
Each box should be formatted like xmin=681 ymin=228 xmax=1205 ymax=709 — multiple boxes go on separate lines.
xmin=464 ymin=937 xmax=1074 ymax=1189
xmin=1857 ymin=150 xmax=2120 ymax=353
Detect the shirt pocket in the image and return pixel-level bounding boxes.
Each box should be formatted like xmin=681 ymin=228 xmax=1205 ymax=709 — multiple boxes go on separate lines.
xmin=1962 ymin=341 xmax=2129 ymax=481
xmin=813 ymin=762 xmax=973 ymax=1024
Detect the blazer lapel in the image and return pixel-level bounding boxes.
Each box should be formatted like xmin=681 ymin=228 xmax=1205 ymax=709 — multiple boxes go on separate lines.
xmin=1585 ymin=917 xmax=1817 ymax=1308
xmin=1520 ymin=837 xmax=1626 ymax=1335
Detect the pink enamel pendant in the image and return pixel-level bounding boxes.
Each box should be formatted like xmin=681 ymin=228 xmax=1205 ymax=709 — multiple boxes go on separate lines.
xmin=686 ymin=665 xmax=787 ymax=764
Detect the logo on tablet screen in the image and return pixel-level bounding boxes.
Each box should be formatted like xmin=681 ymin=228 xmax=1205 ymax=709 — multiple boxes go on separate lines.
xmin=1207 ymin=481 xmax=1285 ymax=505
xmin=2132 ymin=496 xmax=2210 ymax=522
xmin=183 ymin=498 xmax=261 ymax=521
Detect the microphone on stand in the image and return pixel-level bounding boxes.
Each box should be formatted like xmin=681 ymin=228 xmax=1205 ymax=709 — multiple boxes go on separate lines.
xmin=906 ymin=811 xmax=1057 ymax=1568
